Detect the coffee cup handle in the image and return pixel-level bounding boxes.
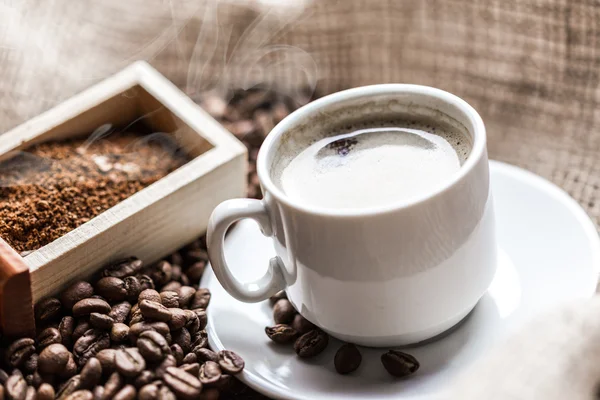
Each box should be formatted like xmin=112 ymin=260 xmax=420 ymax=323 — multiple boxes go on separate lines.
xmin=207 ymin=198 xmax=287 ymax=303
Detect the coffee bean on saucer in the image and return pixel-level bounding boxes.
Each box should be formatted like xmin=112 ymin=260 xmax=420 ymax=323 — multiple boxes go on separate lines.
xmin=195 ymin=348 xmax=218 ymax=364
xmin=294 ymin=330 xmax=329 ymax=358
xmin=269 ymin=290 xmax=287 ymax=306
xmin=273 ymin=299 xmax=296 ymax=324
xmin=291 ymin=314 xmax=315 ymax=335
xmin=334 ymin=344 xmax=362 ymax=374
xmin=381 ymin=350 xmax=420 ymax=377
xmin=265 ymin=324 xmax=298 ymax=344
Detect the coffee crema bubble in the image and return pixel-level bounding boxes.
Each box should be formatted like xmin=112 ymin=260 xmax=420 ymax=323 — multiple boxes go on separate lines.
xmin=273 ymin=117 xmax=471 ymax=209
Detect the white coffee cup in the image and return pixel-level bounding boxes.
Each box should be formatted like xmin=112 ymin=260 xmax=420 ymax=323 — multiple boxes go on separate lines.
xmin=207 ymin=84 xmax=497 ymax=347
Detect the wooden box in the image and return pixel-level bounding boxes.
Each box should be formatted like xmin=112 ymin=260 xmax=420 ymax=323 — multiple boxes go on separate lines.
xmin=0 ymin=62 xmax=247 ymax=337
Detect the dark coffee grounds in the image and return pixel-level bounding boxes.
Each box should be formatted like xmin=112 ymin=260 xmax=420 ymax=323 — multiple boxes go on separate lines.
xmin=0 ymin=132 xmax=189 ymax=253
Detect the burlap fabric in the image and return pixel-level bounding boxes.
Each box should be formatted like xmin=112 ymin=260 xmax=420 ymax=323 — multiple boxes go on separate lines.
xmin=2 ymin=1 xmax=600 ymax=398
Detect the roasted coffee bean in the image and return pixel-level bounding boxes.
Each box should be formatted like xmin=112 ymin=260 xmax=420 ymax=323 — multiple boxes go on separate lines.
xmin=102 ymin=258 xmax=143 ymax=279
xmin=79 ymin=358 xmax=102 ymax=389
xmin=190 ymin=330 xmax=208 ymax=350
xmin=95 ymin=349 xmax=116 ymax=373
xmin=6 ymin=374 xmax=27 ymax=400
xmin=149 ymin=261 xmax=172 ymax=286
xmin=89 ymin=313 xmax=114 ymax=330
xmin=170 ymin=344 xmax=183 ymax=365
xmin=163 ymin=367 xmax=202 ymax=400
xmin=60 ymin=355 xmax=78 ymax=379
xmin=95 ymin=277 xmax=127 ymax=302
xmin=139 ymin=300 xmax=171 ymax=322
xmin=93 ymin=385 xmax=104 ymax=400
xmin=133 ymin=371 xmax=155 ymax=389
xmin=180 ymin=362 xmax=200 ymax=377
xmin=195 ymin=309 xmax=208 ymax=330
xmin=183 ymin=310 xmax=200 ymax=335
xmin=160 ymin=282 xmax=181 ymax=293
xmin=170 ymin=265 xmax=183 ymax=282
xmin=110 ymin=323 xmax=129 ymax=342
xmin=7 ymin=339 xmax=36 ymax=368
xmin=59 ymin=316 xmax=75 ymax=348
xmin=137 ymin=275 xmax=155 ymax=292
xmin=124 ymin=277 xmax=142 ymax=301
xmin=23 ymin=354 xmax=38 ymax=374
xmin=169 ymin=252 xmax=184 ymax=267
xmin=199 ymin=388 xmax=220 ymax=400
xmin=128 ymin=305 xmax=143 ymax=326
xmin=167 ymin=308 xmax=187 ymax=331
xmin=55 ymin=375 xmax=81 ymax=400
xmin=112 ymin=385 xmax=136 ymax=400
xmin=176 ymin=286 xmax=195 ymax=308
xmin=185 ymin=262 xmax=205 ymax=283
xmin=24 ymin=386 xmax=36 ymax=400
xmin=38 ymin=344 xmax=71 ymax=374
xmin=291 ymin=314 xmax=315 ymax=335
xmin=171 ymin=328 xmax=191 ymax=353
xmin=269 ymin=290 xmax=287 ymax=306
xmin=64 ymin=390 xmax=93 ymax=400
xmin=380 ymin=350 xmax=420 ymax=377
xmin=159 ymin=292 xmax=179 ymax=309
xmin=37 ymin=383 xmax=55 ymax=400
xmin=158 ymin=385 xmax=178 ymax=400
xmin=61 ymin=282 xmax=94 ymax=310
xmin=35 ymin=297 xmax=62 ymax=322
xmin=189 ymin=288 xmax=210 ymax=310
xmin=199 ymin=361 xmax=221 ymax=386
xmin=115 ymin=348 xmax=145 ymax=377
xmin=334 ymin=344 xmax=362 ymax=375
xmin=101 ymin=372 xmax=123 ymax=400
xmin=265 ymin=324 xmax=298 ymax=344
xmin=294 ymin=330 xmax=329 ymax=358
xmin=195 ymin=348 xmax=218 ymax=363
xmin=273 ymin=299 xmax=296 ymax=324
xmin=129 ymin=322 xmax=169 ymax=341
xmin=72 ymin=299 xmax=111 ymax=317
xmin=108 ymin=302 xmax=131 ymax=324
xmin=182 ymin=353 xmax=197 ymax=365
xmin=72 ymin=321 xmax=91 ymax=343
xmin=137 ymin=331 xmax=170 ymax=362
xmin=183 ymin=248 xmax=207 ymax=266
xmin=138 ymin=383 xmax=159 ymax=400
xmin=139 ymin=289 xmax=161 ymax=304
xmin=73 ymin=329 xmax=110 ymax=367
xmin=154 ymin=355 xmax=177 ymax=379
xmin=217 ymin=350 xmax=245 ymax=374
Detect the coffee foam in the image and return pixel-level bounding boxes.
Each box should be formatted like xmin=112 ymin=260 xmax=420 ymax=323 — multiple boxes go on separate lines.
xmin=271 ymin=114 xmax=472 ymax=210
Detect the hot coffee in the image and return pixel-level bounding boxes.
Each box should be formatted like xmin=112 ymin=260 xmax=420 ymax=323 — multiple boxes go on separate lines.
xmin=272 ymin=117 xmax=472 ymax=209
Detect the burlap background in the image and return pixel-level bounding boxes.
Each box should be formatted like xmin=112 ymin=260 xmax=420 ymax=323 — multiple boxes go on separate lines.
xmin=2 ymin=1 xmax=600 ymax=398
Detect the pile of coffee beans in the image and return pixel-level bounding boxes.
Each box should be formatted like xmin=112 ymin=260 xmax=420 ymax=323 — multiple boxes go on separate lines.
xmin=265 ymin=291 xmax=420 ymax=377
xmin=0 ymin=241 xmax=250 ymax=400
xmin=199 ymin=87 xmax=317 ymax=200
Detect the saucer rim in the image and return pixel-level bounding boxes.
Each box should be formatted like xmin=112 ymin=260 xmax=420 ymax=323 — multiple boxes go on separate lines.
xmin=202 ymin=160 xmax=600 ymax=400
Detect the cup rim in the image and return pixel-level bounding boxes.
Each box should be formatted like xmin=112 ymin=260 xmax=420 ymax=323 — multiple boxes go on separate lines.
xmin=256 ymin=84 xmax=486 ymax=217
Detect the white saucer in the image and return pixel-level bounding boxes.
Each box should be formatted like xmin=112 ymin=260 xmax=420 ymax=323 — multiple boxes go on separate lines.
xmin=201 ymin=161 xmax=600 ymax=400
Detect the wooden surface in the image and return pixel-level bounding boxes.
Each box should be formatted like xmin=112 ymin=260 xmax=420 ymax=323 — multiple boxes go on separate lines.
xmin=0 ymin=62 xmax=247 ymax=335
xmin=0 ymin=239 xmax=34 ymax=338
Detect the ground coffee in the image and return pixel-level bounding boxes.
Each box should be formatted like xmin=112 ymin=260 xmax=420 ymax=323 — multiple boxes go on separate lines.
xmin=0 ymin=131 xmax=188 ymax=253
